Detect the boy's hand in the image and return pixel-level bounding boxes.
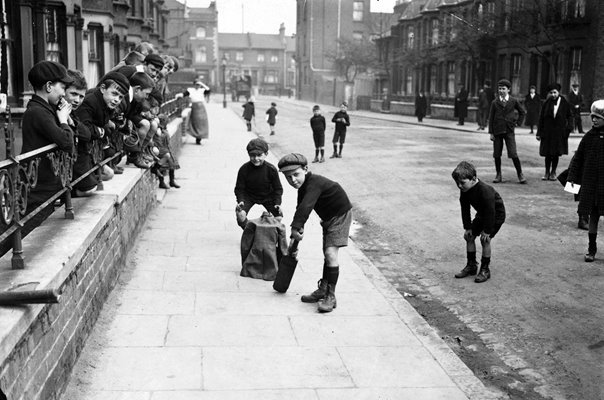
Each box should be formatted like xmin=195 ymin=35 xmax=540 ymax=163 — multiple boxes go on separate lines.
xmin=489 ymin=134 xmax=494 ymax=141
xmin=236 ymin=202 xmax=244 ymax=212
xmin=290 ymin=228 xmax=304 ymax=241
xmin=463 ymin=229 xmax=474 ymax=241
xmin=56 ymin=102 xmax=72 ymax=124
xmin=480 ymin=231 xmax=491 ymax=243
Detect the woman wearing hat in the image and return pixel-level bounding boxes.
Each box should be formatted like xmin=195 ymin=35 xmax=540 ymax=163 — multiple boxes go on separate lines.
xmin=182 ymin=79 xmax=210 ymax=144
xmin=524 ymin=85 xmax=541 ymax=134
xmin=536 ymin=83 xmax=573 ymax=181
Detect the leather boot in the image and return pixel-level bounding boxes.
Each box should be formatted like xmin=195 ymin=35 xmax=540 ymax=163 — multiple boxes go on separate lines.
xmin=169 ymin=170 xmax=180 ymax=188
xmin=585 ymin=243 xmax=597 ymax=262
xmin=301 ymin=279 xmax=327 ymax=303
xmin=578 ymin=215 xmax=589 ymax=230
xmin=317 ymin=284 xmax=337 ymax=312
xmin=455 ymin=262 xmax=477 ymax=278
xmin=493 ymin=173 xmax=502 ymax=183
xmin=474 ymin=265 xmax=491 ymax=283
xmin=158 ymin=177 xmax=169 ymax=189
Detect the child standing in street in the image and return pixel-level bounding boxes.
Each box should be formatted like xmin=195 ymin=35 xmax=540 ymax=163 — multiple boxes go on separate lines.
xmin=266 ymin=102 xmax=278 ymax=135
xmin=278 ymin=153 xmax=353 ymax=313
xmin=567 ymin=100 xmax=604 ymax=262
xmin=234 ymin=138 xmax=283 ymax=229
xmin=452 ymin=161 xmax=506 ymax=283
xmin=242 ymin=97 xmax=255 ymax=132
xmin=310 ymin=105 xmax=326 ymax=163
xmin=331 ymin=102 xmax=350 ymax=158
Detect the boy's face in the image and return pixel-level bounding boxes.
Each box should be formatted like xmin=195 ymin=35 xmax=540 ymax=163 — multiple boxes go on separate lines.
xmin=548 ymin=89 xmax=560 ymax=100
xmin=455 ymin=177 xmax=478 ymax=193
xmin=46 ymin=81 xmax=67 ymax=106
xmin=133 ymin=86 xmax=153 ymax=102
xmin=282 ymin=166 xmax=308 ymax=189
xmin=248 ymin=151 xmax=267 ymax=166
xmin=64 ymin=87 xmax=86 ymax=110
xmin=313 ymin=109 xmax=321 ymax=116
xmin=340 ymin=105 xmax=347 ymax=112
xmin=100 ymin=83 xmax=125 ymax=109
xmin=498 ymin=86 xmax=510 ymax=97
xmin=145 ymin=63 xmax=161 ymax=79
xmin=592 ymin=115 xmax=604 ymax=128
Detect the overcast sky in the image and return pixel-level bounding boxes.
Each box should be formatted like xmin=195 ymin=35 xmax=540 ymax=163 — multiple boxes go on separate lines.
xmin=182 ymin=0 xmax=397 ymax=35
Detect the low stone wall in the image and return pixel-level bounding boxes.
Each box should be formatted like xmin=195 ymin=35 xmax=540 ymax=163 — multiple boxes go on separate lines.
xmin=369 ymin=99 xmax=478 ymax=122
xmin=0 ymin=118 xmax=183 ymax=400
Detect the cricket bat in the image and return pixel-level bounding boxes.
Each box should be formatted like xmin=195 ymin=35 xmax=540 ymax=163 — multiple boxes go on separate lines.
xmin=273 ymin=239 xmax=299 ymax=293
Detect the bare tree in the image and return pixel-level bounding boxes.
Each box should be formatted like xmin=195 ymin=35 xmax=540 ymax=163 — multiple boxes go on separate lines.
xmin=325 ymin=37 xmax=379 ymax=83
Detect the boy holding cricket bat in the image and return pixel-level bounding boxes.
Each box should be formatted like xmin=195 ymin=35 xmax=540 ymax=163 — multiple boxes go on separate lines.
xmin=278 ymin=153 xmax=352 ymax=313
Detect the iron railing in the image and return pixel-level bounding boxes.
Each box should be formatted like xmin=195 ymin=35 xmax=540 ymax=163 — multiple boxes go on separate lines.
xmin=0 ymin=96 xmax=186 ymax=270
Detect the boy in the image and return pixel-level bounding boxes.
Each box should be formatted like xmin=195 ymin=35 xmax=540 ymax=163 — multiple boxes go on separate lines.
xmin=266 ymin=102 xmax=278 ymax=135
xmin=124 ymin=71 xmax=156 ymax=167
xmin=310 ymin=105 xmax=326 ymax=163
xmin=452 ymin=161 xmax=506 ymax=283
xmin=234 ymin=138 xmax=283 ymax=229
xmin=488 ymin=79 xmax=527 ymax=184
xmin=331 ymin=102 xmax=350 ymax=158
xmin=278 ymin=153 xmax=353 ymax=313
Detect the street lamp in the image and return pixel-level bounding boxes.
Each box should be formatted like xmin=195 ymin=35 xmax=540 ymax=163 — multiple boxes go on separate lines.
xmin=222 ymin=55 xmax=227 ymax=108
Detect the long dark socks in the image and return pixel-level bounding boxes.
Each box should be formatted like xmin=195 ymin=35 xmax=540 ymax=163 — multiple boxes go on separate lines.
xmin=480 ymin=256 xmax=490 ymax=269
xmin=326 ymin=266 xmax=339 ymax=289
xmin=320 ymin=149 xmax=324 ymax=159
xmin=467 ymin=251 xmax=477 ymax=266
xmin=338 ymin=144 xmax=344 ymax=156
xmin=333 ymin=144 xmax=338 ymax=155
xmin=315 ymin=149 xmax=320 ymax=159
xmin=545 ymin=156 xmax=552 ymax=175
xmin=551 ymin=156 xmax=559 ymax=174
xmin=494 ymin=157 xmax=502 ymax=174
xmin=512 ymin=157 xmax=523 ymax=175
xmin=589 ymin=233 xmax=597 ymax=253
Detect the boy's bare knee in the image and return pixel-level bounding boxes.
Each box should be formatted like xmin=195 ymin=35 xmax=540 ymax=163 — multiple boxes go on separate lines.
xmin=324 ymin=246 xmax=339 ymax=265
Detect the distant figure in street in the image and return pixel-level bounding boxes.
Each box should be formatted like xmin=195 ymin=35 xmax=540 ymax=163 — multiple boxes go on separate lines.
xmin=278 ymin=153 xmax=353 ymax=312
xmin=536 ymin=83 xmax=573 ymax=181
xmin=454 ymin=83 xmax=468 ymax=125
xmin=524 ymin=85 xmax=542 ymax=134
xmin=477 ymin=87 xmax=489 ymax=130
xmin=489 ymin=79 xmax=527 ymax=184
xmin=452 ymin=161 xmax=506 ymax=283
xmin=567 ymin=100 xmax=604 ymax=262
xmin=234 ymin=138 xmax=283 ymax=229
xmin=181 ymin=79 xmax=210 ymax=144
xmin=242 ymin=97 xmax=255 ymax=132
xmin=568 ymin=83 xmax=585 ymax=133
xmin=266 ymin=102 xmax=278 ymax=135
xmin=331 ymin=102 xmax=350 ymax=158
xmin=310 ymin=105 xmax=326 ymax=163
xmin=415 ymin=92 xmax=427 ymax=122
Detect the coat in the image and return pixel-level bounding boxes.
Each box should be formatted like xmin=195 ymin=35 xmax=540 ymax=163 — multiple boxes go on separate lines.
xmin=567 ymin=127 xmax=604 ymax=216
xmin=415 ymin=94 xmax=427 ymax=117
xmin=454 ymin=88 xmax=468 ymax=118
xmin=568 ymin=91 xmax=584 ymax=115
xmin=242 ymin=101 xmax=255 ymax=121
xmin=524 ymin=93 xmax=542 ymax=126
xmin=536 ymin=96 xmax=573 ymax=157
xmin=488 ymin=97 xmax=526 ymax=136
xmin=266 ymin=106 xmax=277 ymax=125
xmin=240 ymin=212 xmax=288 ymax=281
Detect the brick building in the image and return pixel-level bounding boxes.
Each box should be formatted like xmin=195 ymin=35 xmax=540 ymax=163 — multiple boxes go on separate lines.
xmin=0 ymin=0 xmax=170 ymax=108
xmin=375 ymin=0 xmax=604 ymax=116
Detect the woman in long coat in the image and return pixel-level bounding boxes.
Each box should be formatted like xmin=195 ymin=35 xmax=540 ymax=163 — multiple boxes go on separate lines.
xmin=415 ymin=92 xmax=427 ymax=122
xmin=453 ymin=84 xmax=468 ymax=125
xmin=536 ymin=83 xmax=573 ymax=180
xmin=524 ymin=85 xmax=541 ymax=133
xmin=186 ymin=80 xmax=209 ymax=144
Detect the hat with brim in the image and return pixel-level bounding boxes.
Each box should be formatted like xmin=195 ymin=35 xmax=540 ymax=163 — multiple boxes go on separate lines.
xmin=28 ymin=61 xmax=74 ymax=87
xmin=144 ymin=54 xmax=165 ymax=69
xmin=546 ymin=83 xmax=561 ymax=92
xmin=246 ymin=138 xmax=269 ymax=154
xmin=497 ymin=79 xmax=511 ymax=88
xmin=100 ymin=71 xmax=130 ymax=94
xmin=278 ymin=153 xmax=307 ymax=172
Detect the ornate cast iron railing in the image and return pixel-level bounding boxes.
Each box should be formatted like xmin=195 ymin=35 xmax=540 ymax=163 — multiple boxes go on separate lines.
xmin=0 ymin=96 xmax=186 ymax=270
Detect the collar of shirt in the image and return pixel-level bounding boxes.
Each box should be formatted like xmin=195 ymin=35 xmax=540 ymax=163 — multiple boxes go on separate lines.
xmin=500 ymin=95 xmax=509 ymax=103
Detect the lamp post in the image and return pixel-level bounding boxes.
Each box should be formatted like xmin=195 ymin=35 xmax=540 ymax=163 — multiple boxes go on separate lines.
xmin=222 ymin=55 xmax=227 ymax=108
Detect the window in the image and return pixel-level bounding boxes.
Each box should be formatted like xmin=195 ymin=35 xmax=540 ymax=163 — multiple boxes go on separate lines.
xmin=511 ymin=54 xmax=522 ymax=94
xmin=257 ymin=53 xmax=265 ymax=62
xmin=353 ymin=1 xmax=364 ymax=21
xmin=194 ymin=46 xmax=207 ymax=63
xmin=430 ymin=64 xmax=438 ymax=95
xmin=570 ymin=47 xmax=582 ymax=87
xmin=196 ymin=27 xmax=206 ymax=38
xmin=264 ymin=70 xmax=277 ymax=83
xmin=431 ymin=19 xmax=439 ymax=46
xmin=45 ymin=7 xmax=62 ymax=62
xmin=447 ymin=61 xmax=456 ymax=96
xmin=571 ymin=0 xmax=586 ymax=18
xmin=236 ymin=51 xmax=243 ymax=61
xmin=405 ymin=68 xmax=413 ymax=95
xmin=353 ymin=31 xmax=363 ymax=43
xmin=270 ymin=53 xmax=278 ymax=63
xmin=407 ymin=27 xmax=414 ymax=49
xmin=486 ymin=2 xmax=495 ymax=29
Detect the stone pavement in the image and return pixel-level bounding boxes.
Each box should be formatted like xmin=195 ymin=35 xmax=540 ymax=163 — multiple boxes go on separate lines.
xmin=61 ymin=103 xmax=504 ymax=400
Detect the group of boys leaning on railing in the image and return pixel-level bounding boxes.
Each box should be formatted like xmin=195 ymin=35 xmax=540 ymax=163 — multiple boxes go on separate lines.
xmin=0 ymin=42 xmax=188 ymax=269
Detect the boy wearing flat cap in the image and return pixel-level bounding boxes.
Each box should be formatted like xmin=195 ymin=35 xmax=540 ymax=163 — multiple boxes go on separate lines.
xmin=143 ymin=54 xmax=164 ymax=81
xmin=278 ymin=153 xmax=352 ymax=313
xmin=489 ymin=79 xmax=527 ymax=184
xmin=234 ymin=138 xmax=283 ymax=229
xmin=22 ymin=60 xmax=76 ymax=211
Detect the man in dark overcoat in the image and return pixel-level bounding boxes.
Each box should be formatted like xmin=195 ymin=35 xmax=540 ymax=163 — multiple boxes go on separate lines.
xmin=454 ymin=83 xmax=468 ymax=125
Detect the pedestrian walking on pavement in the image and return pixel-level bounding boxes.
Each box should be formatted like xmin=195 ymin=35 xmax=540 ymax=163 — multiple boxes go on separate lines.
xmin=331 ymin=102 xmax=350 ymax=158
xmin=234 ymin=138 xmax=283 ymax=229
xmin=489 ymin=79 xmax=527 ymax=184
xmin=536 ymin=83 xmax=574 ymax=181
xmin=278 ymin=153 xmax=353 ymax=313
xmin=180 ymin=79 xmax=209 ymax=145
xmin=567 ymin=100 xmax=604 ymax=262
xmin=266 ymin=102 xmax=278 ymax=135
xmin=476 ymin=87 xmax=489 ymax=130
xmin=452 ymin=161 xmax=506 ymax=283
xmin=415 ymin=92 xmax=427 ymax=123
xmin=524 ymin=85 xmax=541 ymax=134
xmin=454 ymin=83 xmax=468 ymax=126
xmin=242 ymin=97 xmax=255 ymax=132
xmin=568 ymin=83 xmax=585 ymax=133
xmin=310 ymin=105 xmax=326 ymax=163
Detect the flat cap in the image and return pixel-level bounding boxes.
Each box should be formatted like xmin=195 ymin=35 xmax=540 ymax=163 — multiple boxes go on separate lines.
xmin=497 ymin=79 xmax=511 ymax=88
xmin=341 ymin=101 xmax=348 ymax=107
xmin=278 ymin=153 xmax=307 ymax=172
xmin=100 ymin=71 xmax=130 ymax=94
xmin=28 ymin=61 xmax=74 ymax=87
xmin=546 ymin=82 xmax=561 ymax=92
xmin=246 ymin=138 xmax=269 ymax=154
xmin=144 ymin=54 xmax=165 ymax=68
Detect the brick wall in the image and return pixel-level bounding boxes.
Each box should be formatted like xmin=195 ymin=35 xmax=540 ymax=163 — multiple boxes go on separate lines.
xmin=0 ymin=119 xmax=183 ymax=400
